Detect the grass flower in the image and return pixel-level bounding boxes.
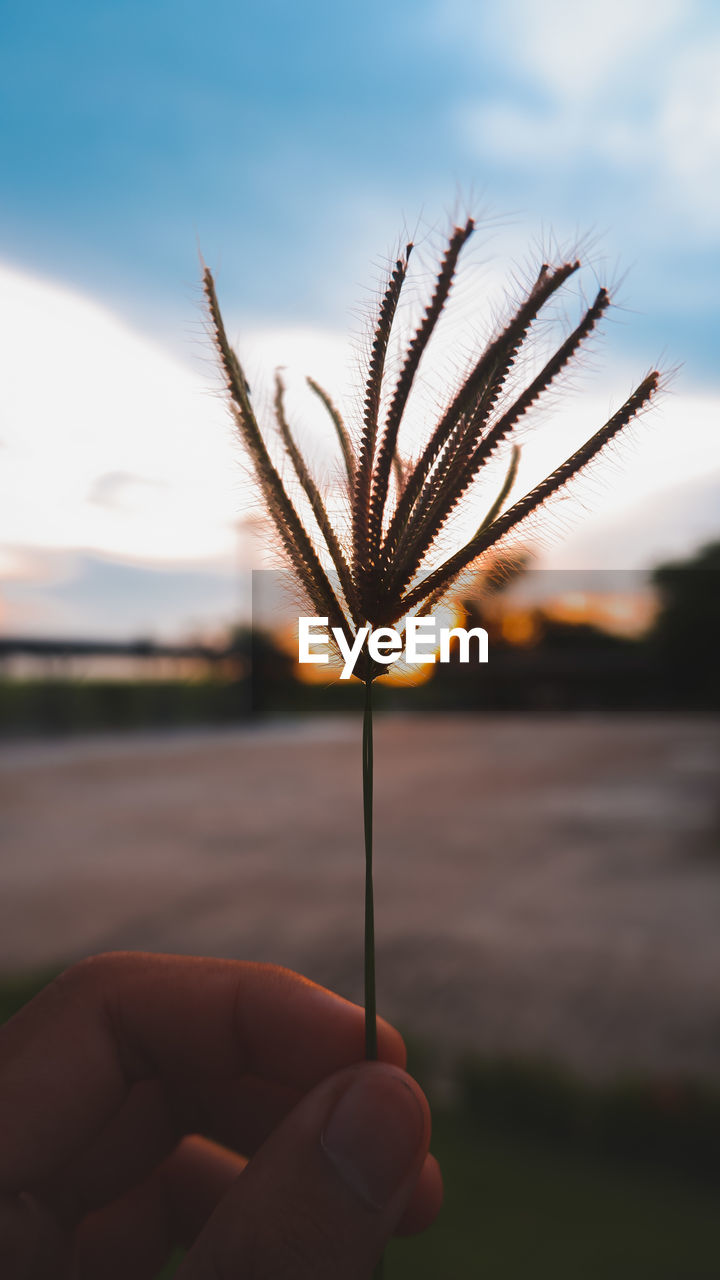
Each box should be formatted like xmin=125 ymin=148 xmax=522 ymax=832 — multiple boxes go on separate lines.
xmin=204 ymin=222 xmax=659 ymax=1274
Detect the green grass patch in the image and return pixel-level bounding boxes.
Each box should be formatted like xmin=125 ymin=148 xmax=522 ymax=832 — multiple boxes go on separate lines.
xmin=389 ymin=1111 xmax=719 ymax=1278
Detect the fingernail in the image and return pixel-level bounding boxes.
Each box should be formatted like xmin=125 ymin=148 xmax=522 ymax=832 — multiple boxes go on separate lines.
xmin=321 ymin=1068 xmax=425 ymax=1208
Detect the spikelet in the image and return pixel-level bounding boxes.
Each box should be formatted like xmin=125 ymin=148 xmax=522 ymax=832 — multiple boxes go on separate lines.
xmin=204 ymin=224 xmax=660 ymax=672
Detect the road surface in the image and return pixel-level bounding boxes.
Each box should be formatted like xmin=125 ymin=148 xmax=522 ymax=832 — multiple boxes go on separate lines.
xmin=1 ymin=714 xmax=719 ymax=1079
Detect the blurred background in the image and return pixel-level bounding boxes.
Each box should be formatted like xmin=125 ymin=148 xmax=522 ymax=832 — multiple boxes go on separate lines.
xmin=1 ymin=1 xmax=719 ymax=1275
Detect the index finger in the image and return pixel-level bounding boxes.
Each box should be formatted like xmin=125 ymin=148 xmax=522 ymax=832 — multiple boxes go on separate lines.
xmin=0 ymin=952 xmax=405 ymax=1192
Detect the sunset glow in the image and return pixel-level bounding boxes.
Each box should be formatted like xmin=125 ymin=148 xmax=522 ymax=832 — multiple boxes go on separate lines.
xmin=1 ymin=0 xmax=719 ymax=639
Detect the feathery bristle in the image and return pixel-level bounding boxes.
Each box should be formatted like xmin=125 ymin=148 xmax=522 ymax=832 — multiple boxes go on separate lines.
xmin=399 ymin=371 xmax=660 ymax=615
xmin=306 ymin=376 xmax=355 ymax=486
xmin=203 ymin=269 xmax=351 ymax=642
xmin=379 ymin=259 xmax=580 ymax=577
xmin=388 ymin=285 xmax=612 ymax=596
xmin=274 ymin=374 xmax=361 ymax=623
xmin=421 ymin=445 xmax=520 ymax=615
xmin=352 ymin=247 xmax=413 ymax=598
xmin=367 ymin=220 xmax=475 ymax=563
xmin=206 ymin=232 xmax=661 ymax=679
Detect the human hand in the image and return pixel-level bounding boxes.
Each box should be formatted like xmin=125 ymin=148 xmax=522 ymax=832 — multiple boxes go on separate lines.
xmin=0 ymin=953 xmax=442 ymax=1277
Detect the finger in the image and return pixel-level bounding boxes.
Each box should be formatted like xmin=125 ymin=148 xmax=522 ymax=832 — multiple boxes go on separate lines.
xmin=33 ymin=1075 xmax=295 ymax=1225
xmin=395 ymin=1152 xmax=443 ymax=1235
xmin=72 ymin=1136 xmax=246 ymax=1280
xmin=178 ymin=1063 xmax=442 ymax=1280
xmin=73 ymin=1133 xmax=440 ymax=1279
xmin=0 ymin=952 xmax=405 ymax=1194
xmin=161 ymin=1134 xmax=247 ymax=1244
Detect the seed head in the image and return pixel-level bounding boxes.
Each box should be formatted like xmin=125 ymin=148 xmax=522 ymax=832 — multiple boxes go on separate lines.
xmin=204 ymin=224 xmax=660 ymax=676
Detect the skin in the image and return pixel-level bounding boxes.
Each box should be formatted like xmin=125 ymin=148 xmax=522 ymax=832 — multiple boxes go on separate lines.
xmin=0 ymin=953 xmax=443 ymax=1278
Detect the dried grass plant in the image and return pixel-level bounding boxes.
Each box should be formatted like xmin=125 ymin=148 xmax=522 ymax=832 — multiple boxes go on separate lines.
xmin=204 ymin=221 xmax=659 ymax=1275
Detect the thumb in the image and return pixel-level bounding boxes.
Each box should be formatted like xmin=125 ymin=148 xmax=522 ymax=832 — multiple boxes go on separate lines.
xmin=177 ymin=1062 xmax=432 ymax=1279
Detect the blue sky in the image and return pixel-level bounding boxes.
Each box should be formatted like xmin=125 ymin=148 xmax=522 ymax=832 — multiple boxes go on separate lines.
xmin=1 ymin=0 xmax=719 ymax=637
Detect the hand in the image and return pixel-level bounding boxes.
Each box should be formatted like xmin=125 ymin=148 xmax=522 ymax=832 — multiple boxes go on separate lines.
xmin=0 ymin=953 xmax=442 ymax=1277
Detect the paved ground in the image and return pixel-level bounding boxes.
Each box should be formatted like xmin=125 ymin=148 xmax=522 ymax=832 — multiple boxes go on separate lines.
xmin=1 ymin=714 xmax=719 ymax=1079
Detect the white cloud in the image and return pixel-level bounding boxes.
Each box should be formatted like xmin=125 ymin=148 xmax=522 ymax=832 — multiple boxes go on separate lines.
xmin=458 ymin=99 xmax=644 ymax=171
xmin=1 ymin=260 xmax=719 ymax=636
xmin=429 ymin=0 xmax=688 ymax=101
xmin=513 ymin=381 xmax=720 ymax=521
xmin=445 ymin=0 xmax=720 ymax=234
xmin=0 ymin=262 xmax=245 ymax=561
xmin=658 ymin=41 xmax=720 ymax=200
xmin=0 ymin=263 xmax=353 ymax=569
xmin=486 ymin=0 xmax=686 ymax=104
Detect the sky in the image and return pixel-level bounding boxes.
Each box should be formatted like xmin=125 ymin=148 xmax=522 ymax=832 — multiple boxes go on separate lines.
xmin=1 ymin=0 xmax=718 ymax=639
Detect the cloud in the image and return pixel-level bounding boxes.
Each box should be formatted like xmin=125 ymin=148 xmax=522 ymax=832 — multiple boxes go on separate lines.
xmin=446 ymin=1 xmax=720 ymax=235
xmin=0 ymin=262 xmax=360 ymax=570
xmin=541 ymin=469 xmax=720 ymax=571
xmin=486 ymin=0 xmax=687 ymax=104
xmin=658 ymin=41 xmax=720 ymax=202
xmin=432 ymin=0 xmax=690 ymax=103
xmin=1 ymin=257 xmax=719 ymax=636
xmin=1 ymin=549 xmax=243 ymax=641
xmin=87 ymin=471 xmax=165 ymax=510
xmin=0 ymin=262 xmax=244 ymax=562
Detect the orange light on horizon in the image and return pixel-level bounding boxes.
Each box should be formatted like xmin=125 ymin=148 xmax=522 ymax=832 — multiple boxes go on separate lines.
xmin=497 ymin=610 xmax=540 ymax=646
xmin=542 ymin=590 xmax=657 ymax=637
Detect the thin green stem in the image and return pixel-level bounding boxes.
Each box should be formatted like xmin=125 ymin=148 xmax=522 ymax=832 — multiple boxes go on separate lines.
xmin=363 ymin=674 xmax=385 ymax=1280
xmin=363 ymin=673 xmax=377 ymax=1061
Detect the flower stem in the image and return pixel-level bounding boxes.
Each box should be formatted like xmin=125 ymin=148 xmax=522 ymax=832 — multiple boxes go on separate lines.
xmin=363 ymin=674 xmax=377 ymax=1062
xmin=363 ymin=675 xmax=385 ymax=1280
